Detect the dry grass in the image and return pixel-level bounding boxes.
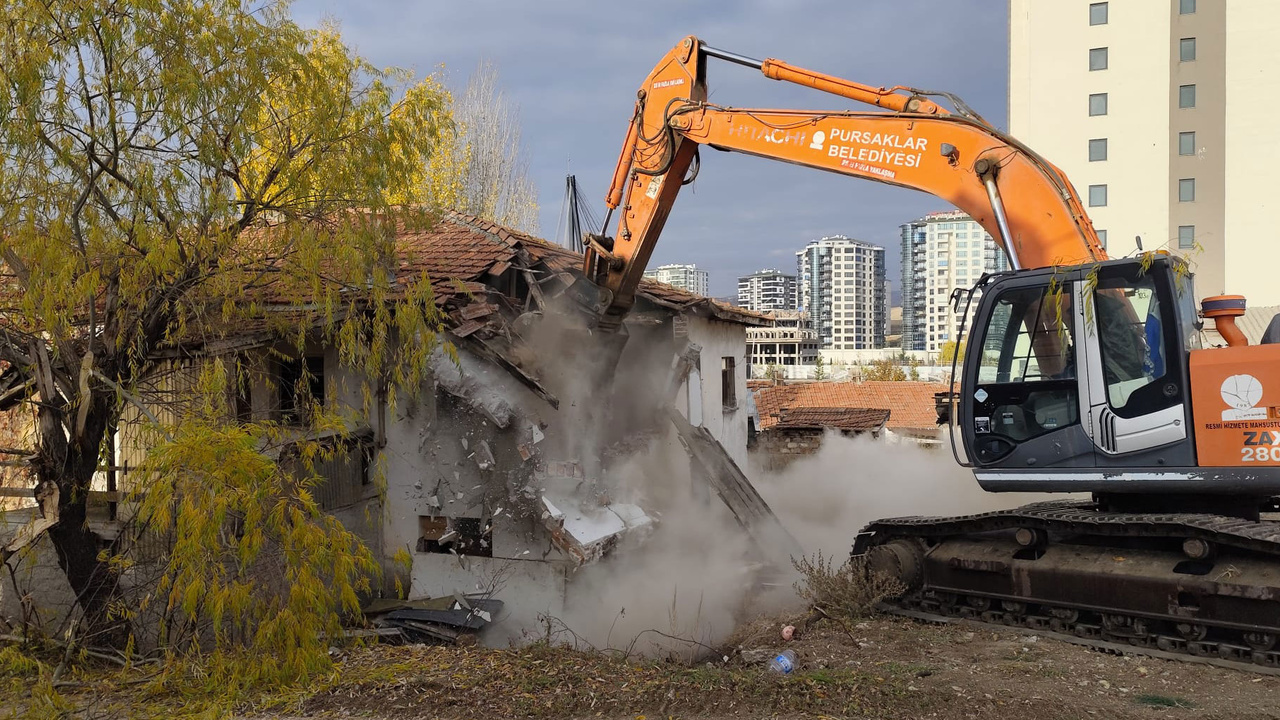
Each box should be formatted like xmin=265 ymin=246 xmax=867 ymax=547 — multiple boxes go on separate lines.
xmin=792 ymin=551 xmax=904 ymax=621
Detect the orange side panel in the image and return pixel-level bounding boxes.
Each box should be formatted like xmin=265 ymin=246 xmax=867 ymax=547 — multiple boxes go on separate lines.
xmin=1190 ymin=344 xmax=1280 ymax=466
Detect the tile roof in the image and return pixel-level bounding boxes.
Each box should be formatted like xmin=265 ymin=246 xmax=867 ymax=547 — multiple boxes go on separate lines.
xmin=396 ymin=215 xmax=518 ymax=297
xmin=212 ymin=211 xmax=765 ymax=354
xmin=399 ymin=212 xmax=768 ymax=325
xmin=753 ymin=383 xmax=803 ymax=427
xmin=753 ymin=381 xmax=947 ymax=432
xmin=774 ymin=406 xmax=889 ymax=432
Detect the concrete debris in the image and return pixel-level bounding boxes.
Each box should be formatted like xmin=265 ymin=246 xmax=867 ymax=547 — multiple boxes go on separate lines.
xmin=537 ymin=462 xmax=655 ymax=566
xmin=541 ymin=494 xmax=655 ymax=566
xmin=430 ymin=350 xmax=515 ymax=429
xmin=475 ymin=440 xmax=495 ymax=470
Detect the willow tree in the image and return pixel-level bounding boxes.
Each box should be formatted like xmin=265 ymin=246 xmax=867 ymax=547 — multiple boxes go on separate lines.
xmin=0 ymin=0 xmax=452 ymax=642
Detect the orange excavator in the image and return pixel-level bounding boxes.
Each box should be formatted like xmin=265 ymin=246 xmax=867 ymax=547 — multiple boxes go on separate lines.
xmin=581 ymin=36 xmax=1280 ymax=669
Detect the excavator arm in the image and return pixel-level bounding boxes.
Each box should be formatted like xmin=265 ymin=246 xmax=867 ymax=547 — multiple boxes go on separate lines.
xmin=584 ymin=36 xmax=1107 ymax=330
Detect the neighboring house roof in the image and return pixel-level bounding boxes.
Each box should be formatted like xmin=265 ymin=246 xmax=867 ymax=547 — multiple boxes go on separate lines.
xmin=753 ymin=383 xmax=803 ymax=427
xmin=754 ymin=381 xmax=947 ymax=432
xmin=774 ymin=406 xmax=889 ymax=432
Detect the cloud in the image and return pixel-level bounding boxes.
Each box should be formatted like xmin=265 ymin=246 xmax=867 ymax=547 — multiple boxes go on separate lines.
xmin=292 ymin=0 xmax=1007 ymax=297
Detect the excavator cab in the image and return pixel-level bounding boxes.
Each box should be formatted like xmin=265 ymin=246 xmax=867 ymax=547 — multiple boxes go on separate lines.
xmin=959 ymin=256 xmax=1199 ymax=490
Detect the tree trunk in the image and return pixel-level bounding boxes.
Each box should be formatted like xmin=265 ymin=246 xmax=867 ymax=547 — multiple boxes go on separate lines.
xmin=30 ymin=349 xmax=126 ymax=645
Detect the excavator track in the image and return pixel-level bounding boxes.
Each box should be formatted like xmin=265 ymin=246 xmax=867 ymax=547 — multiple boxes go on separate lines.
xmin=853 ymin=500 xmax=1280 ymax=673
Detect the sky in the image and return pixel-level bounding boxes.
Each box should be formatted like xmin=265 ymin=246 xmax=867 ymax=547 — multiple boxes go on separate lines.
xmin=291 ymin=0 xmax=1009 ymax=300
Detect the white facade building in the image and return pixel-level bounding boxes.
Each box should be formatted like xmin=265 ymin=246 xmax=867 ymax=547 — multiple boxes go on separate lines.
xmin=643 ymin=263 xmax=709 ymax=297
xmin=1010 ymin=0 xmax=1280 ymax=304
xmin=900 ymin=211 xmax=1008 ymax=353
xmin=795 ymin=235 xmax=886 ymax=350
xmin=737 ymin=269 xmax=798 ymax=312
xmin=746 ymin=311 xmax=819 ymax=370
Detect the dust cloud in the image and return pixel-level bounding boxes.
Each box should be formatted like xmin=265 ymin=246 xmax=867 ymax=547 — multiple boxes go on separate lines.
xmin=547 ymin=428 xmax=1065 ymax=654
xmin=751 ymin=432 xmax=1065 ymax=560
xmin=554 ymin=433 xmax=756 ymax=653
xmin=510 ymin=304 xmax=1062 ymax=654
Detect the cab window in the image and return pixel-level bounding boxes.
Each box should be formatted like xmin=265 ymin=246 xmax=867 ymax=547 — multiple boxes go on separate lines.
xmin=971 ymin=282 xmax=1078 ymax=449
xmin=979 ymin=285 xmax=1075 ymax=384
xmin=1093 ymin=272 xmax=1177 ymax=418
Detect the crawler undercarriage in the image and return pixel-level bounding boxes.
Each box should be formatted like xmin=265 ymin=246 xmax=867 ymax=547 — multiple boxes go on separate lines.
xmin=855 ymin=500 xmax=1280 ymax=673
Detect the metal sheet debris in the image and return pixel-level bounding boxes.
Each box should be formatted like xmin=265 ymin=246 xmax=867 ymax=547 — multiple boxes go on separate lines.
xmin=369 ymin=596 xmax=505 ymax=645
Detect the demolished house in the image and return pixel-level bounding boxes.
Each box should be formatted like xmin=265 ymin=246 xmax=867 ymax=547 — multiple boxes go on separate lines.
xmin=20 ymin=212 xmax=777 ymax=642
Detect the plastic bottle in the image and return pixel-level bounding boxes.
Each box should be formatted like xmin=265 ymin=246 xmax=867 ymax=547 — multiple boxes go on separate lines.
xmin=767 ymin=649 xmax=796 ymax=674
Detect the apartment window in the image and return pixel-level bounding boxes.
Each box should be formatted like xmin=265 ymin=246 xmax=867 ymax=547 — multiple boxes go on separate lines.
xmin=1178 ymin=225 xmax=1195 ymax=249
xmin=1097 ymin=229 xmax=1108 ymax=250
xmin=1179 ymin=37 xmax=1196 ymax=62
xmin=1088 ymin=93 xmax=1108 ymax=116
xmin=1178 ymin=131 xmax=1196 ymax=156
xmin=1089 ymin=47 xmax=1108 ymax=71
xmin=1088 ymin=138 xmax=1108 ymax=162
xmin=1179 ymin=84 xmax=1196 ymax=108
xmin=721 ymin=356 xmax=736 ymax=410
xmin=1088 ymin=184 xmax=1108 ymax=207
xmin=1179 ymin=178 xmax=1196 ymax=202
xmin=1089 ymin=2 xmax=1108 ymax=25
xmin=1180 ymin=0 xmax=1196 ymax=14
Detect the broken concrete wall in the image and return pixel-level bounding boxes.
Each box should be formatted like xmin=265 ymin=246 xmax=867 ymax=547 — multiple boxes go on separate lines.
xmin=377 ymin=344 xmax=573 ymax=598
xmin=751 ymin=428 xmax=826 ymax=471
xmin=677 ymin=315 xmax=752 ymax=468
xmin=409 ymin=553 xmax=568 ymax=629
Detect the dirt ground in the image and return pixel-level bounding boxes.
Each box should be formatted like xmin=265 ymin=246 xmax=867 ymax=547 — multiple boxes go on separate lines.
xmin=233 ymin=614 xmax=1280 ymax=719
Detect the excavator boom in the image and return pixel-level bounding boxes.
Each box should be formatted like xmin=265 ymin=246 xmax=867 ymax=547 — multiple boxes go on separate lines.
xmin=585 ymin=36 xmax=1105 ymax=329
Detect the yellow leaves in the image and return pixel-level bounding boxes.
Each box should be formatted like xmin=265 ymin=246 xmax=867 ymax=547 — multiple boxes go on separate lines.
xmin=130 ymin=409 xmax=379 ymax=684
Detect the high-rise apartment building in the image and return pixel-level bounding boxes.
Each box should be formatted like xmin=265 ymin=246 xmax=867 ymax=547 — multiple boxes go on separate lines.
xmin=1010 ymin=0 xmax=1280 ymax=303
xmin=642 ymin=263 xmax=709 ymax=296
xmin=795 ymin=236 xmax=886 ymax=350
xmin=737 ymin=269 xmax=798 ymax=312
xmin=900 ymin=211 xmax=1009 ymax=353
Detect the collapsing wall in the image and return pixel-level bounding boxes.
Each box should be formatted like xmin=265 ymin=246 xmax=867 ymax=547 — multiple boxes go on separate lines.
xmin=379 ymin=285 xmax=793 ymax=643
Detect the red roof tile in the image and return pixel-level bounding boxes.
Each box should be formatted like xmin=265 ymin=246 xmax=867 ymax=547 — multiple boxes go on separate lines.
xmin=243 ymin=211 xmax=767 ymax=329
xmin=754 ymin=381 xmax=946 ymax=432
xmin=774 ymin=407 xmax=889 ymax=432
xmin=398 ymin=212 xmax=767 ymax=325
